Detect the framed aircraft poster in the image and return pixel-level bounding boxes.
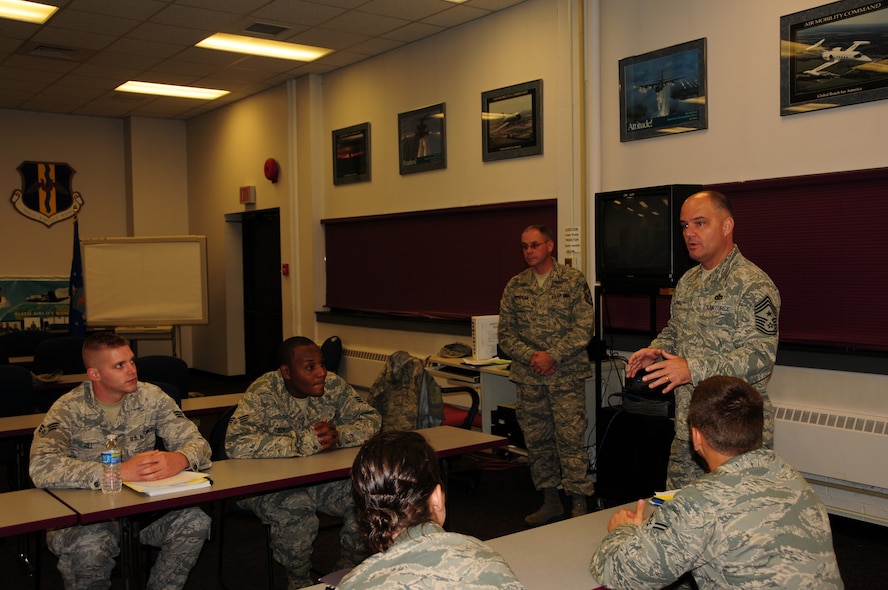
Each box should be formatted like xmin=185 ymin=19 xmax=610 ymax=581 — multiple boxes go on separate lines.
xmin=398 ymin=103 xmax=446 ymax=175
xmin=781 ymin=0 xmax=888 ymax=115
xmin=481 ymin=79 xmax=542 ymax=161
xmin=619 ymin=38 xmax=707 ymax=142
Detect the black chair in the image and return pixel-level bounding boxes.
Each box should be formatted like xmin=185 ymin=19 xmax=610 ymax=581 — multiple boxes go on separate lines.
xmin=321 ymin=336 xmax=343 ymax=373
xmin=0 ymin=330 xmax=56 ymax=358
xmin=208 ymin=408 xmax=276 ymax=590
xmin=136 ymin=355 xmax=189 ymax=401
xmin=0 ymin=364 xmax=37 ymax=491
xmin=440 ymin=386 xmax=481 ymax=431
xmin=0 ymin=364 xmax=40 ymax=587
xmin=0 ymin=343 xmax=9 ymax=365
xmin=31 ymin=336 xmax=86 ymax=375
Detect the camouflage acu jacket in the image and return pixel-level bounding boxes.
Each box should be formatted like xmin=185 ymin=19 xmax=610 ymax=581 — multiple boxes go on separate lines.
xmin=651 ymin=246 xmax=780 ymax=440
xmin=224 ymin=370 xmax=380 ymax=459
xmin=498 ymin=260 xmax=594 ymax=385
xmin=338 ymin=521 xmax=526 ymax=590
xmin=591 ymin=449 xmax=843 ymax=589
xmin=30 ymin=381 xmax=211 ymax=491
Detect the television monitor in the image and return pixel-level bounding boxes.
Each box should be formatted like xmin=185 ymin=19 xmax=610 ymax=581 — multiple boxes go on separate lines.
xmin=595 ymin=184 xmax=701 ymax=291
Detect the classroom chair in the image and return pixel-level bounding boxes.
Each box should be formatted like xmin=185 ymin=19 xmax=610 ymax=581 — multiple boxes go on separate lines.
xmin=31 ymin=335 xmax=86 ymax=375
xmin=321 ymin=335 xmax=343 ymax=373
xmin=136 ymin=355 xmax=189 ymax=402
xmin=0 ymin=330 xmax=55 ymax=359
xmin=0 ymin=364 xmax=37 ymax=490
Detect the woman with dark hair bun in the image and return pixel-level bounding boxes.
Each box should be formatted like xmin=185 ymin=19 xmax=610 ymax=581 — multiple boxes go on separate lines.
xmin=338 ymin=430 xmax=525 ymax=589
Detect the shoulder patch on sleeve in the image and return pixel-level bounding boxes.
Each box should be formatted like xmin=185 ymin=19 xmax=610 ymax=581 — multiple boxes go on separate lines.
xmin=754 ymin=295 xmax=778 ymax=336
xmin=37 ymin=422 xmax=59 ymax=437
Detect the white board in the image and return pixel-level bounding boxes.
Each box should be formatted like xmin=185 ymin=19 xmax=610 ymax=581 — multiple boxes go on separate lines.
xmin=82 ymin=236 xmax=208 ymax=327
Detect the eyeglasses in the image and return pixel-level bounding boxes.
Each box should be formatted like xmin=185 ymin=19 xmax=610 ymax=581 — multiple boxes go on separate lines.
xmin=521 ymin=241 xmax=550 ymax=251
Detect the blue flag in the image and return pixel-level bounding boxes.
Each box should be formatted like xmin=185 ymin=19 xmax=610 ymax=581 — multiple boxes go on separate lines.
xmin=68 ymin=217 xmax=86 ymax=336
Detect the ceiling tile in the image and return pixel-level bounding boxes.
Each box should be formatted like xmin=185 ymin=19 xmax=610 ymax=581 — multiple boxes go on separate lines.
xmin=0 ymin=0 xmax=526 ymax=119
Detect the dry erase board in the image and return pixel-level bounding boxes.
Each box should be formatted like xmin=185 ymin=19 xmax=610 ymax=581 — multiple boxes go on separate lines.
xmin=81 ymin=236 xmax=208 ymax=327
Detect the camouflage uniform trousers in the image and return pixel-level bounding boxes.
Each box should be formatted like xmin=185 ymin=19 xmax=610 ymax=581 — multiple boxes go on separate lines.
xmin=667 ymin=400 xmax=776 ymax=489
xmin=237 ymin=478 xmax=366 ymax=589
xmin=515 ymin=381 xmax=595 ymax=497
xmin=46 ymin=506 xmax=211 ymax=590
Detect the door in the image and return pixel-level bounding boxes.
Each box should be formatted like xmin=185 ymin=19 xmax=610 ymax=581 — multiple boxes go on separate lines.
xmin=241 ymin=208 xmax=283 ymax=378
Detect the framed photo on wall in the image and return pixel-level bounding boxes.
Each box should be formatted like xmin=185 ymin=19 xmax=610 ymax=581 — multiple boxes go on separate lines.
xmin=780 ymin=1 xmax=888 ymax=115
xmin=619 ymin=38 xmax=707 ymax=142
xmin=481 ymin=79 xmax=542 ymax=161
xmin=332 ymin=123 xmax=370 ymax=185
xmin=398 ymin=103 xmax=446 ymax=175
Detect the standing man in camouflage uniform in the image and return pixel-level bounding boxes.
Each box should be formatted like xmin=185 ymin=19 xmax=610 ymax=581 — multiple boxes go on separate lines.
xmin=590 ymin=376 xmax=842 ymax=589
xmin=627 ymin=191 xmax=780 ymax=489
xmin=29 ymin=332 xmax=212 ymax=590
xmin=225 ymin=336 xmax=380 ymax=589
xmin=498 ymin=225 xmax=595 ymax=526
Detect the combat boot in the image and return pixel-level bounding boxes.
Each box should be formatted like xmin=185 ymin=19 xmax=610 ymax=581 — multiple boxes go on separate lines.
xmin=571 ymin=493 xmax=587 ymax=517
xmin=525 ymin=487 xmax=563 ymax=527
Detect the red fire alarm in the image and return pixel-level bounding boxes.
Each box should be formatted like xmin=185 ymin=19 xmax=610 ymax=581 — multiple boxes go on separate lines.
xmin=281 ymin=263 xmax=290 ymax=276
xmin=264 ymin=158 xmax=279 ymax=183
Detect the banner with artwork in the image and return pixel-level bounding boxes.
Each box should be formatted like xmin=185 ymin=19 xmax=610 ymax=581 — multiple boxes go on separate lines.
xmin=0 ymin=277 xmax=71 ymax=333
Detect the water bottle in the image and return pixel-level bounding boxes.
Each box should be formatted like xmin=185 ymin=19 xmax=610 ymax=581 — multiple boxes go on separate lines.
xmin=101 ymin=434 xmax=122 ymax=494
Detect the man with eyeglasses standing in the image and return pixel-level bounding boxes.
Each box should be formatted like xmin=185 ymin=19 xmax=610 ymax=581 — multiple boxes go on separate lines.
xmin=498 ymin=225 xmax=595 ymax=526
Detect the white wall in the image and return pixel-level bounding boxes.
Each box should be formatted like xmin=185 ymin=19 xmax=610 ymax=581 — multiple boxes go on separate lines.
xmin=313 ymin=0 xmax=586 ymax=358
xmin=597 ymin=0 xmax=888 ymax=189
xmin=0 ymin=109 xmax=127 ymax=277
xmin=186 ymin=84 xmax=293 ymax=375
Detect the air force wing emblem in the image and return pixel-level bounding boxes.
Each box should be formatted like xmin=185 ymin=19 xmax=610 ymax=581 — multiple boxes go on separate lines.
xmin=10 ymin=161 xmax=84 ymax=226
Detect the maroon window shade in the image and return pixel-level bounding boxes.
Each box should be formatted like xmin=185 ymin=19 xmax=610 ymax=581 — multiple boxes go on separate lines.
xmin=322 ymin=200 xmax=557 ymax=320
xmin=600 ymin=168 xmax=888 ymax=353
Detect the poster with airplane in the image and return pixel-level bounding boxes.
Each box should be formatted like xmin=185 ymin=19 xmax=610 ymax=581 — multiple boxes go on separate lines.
xmin=619 ymin=38 xmax=708 ymax=142
xmin=781 ymin=0 xmax=888 ymax=115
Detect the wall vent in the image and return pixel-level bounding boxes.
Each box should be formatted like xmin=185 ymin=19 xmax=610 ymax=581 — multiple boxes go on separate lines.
xmin=339 ymin=348 xmax=390 ymax=390
xmin=774 ymin=403 xmax=888 ymax=490
xmin=775 ymin=406 xmax=888 ymax=436
xmin=244 ymin=22 xmax=289 ymax=36
xmin=18 ymin=42 xmax=92 ymax=62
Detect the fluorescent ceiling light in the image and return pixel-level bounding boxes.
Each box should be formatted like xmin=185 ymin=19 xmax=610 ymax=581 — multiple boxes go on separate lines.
xmin=0 ymin=0 xmax=57 ymax=24
xmin=196 ymin=33 xmax=332 ymax=62
xmin=115 ymin=81 xmax=229 ymax=100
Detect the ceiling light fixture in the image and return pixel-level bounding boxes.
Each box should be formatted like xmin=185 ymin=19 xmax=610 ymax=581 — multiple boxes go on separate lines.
xmin=196 ymin=32 xmax=332 ymax=61
xmin=0 ymin=0 xmax=57 ymax=24
xmin=115 ymin=81 xmax=230 ymax=100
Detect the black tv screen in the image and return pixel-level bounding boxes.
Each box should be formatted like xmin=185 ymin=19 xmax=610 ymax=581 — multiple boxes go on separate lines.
xmin=595 ymin=184 xmax=701 ymax=290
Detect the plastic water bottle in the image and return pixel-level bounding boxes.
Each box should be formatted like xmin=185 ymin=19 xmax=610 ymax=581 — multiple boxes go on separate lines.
xmin=101 ymin=434 xmax=122 ymax=494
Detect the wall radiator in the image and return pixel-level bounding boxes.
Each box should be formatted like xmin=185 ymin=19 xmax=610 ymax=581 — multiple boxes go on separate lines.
xmin=774 ymin=402 xmax=888 ymax=490
xmin=338 ymin=348 xmax=390 ymax=391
